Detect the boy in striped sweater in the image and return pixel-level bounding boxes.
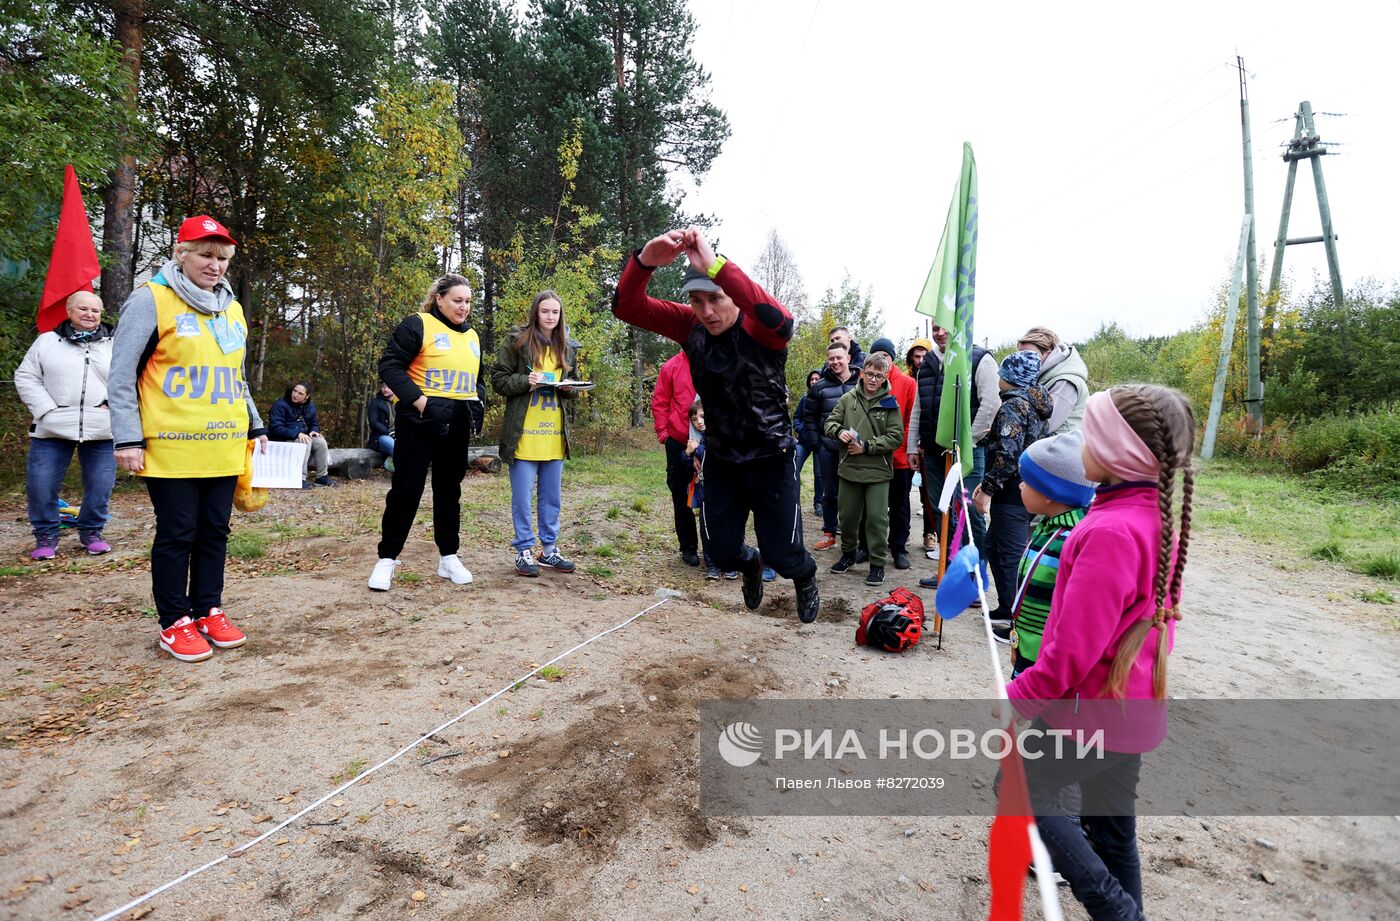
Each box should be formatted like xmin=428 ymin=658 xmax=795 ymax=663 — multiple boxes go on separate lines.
xmin=994 ymin=431 xmax=1098 ymax=677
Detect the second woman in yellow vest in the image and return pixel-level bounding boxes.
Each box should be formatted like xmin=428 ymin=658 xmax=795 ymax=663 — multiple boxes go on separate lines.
xmin=369 ymin=274 xmax=483 ymax=591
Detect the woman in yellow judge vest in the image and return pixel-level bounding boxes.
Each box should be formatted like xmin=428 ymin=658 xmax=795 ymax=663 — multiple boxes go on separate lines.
xmin=108 ymin=216 xmax=268 ymax=663
xmin=490 ymin=290 xmax=581 ymax=577
xmin=368 ymin=274 xmax=484 ymax=591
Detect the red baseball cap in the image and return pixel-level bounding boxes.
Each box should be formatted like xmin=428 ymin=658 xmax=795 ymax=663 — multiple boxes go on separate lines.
xmin=177 ymin=215 xmax=238 ymax=245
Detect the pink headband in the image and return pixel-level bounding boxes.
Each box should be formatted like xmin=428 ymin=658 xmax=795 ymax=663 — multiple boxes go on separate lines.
xmin=1082 ymin=391 xmax=1160 ymax=482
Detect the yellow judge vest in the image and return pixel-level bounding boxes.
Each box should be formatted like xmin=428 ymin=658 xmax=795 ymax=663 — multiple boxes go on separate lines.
xmin=407 ymin=312 xmax=480 ymax=399
xmin=138 ymin=282 xmax=251 ymax=478
xmin=515 ymin=347 xmax=565 ymax=461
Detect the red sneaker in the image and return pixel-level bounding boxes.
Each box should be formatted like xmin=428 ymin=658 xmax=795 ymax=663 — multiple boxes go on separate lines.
xmin=813 ymin=532 xmax=837 ymax=551
xmin=159 ymin=616 xmax=214 ymax=662
xmin=195 ymin=608 xmax=247 ymax=648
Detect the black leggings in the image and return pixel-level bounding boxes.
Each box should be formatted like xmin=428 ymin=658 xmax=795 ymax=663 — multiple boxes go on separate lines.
xmin=378 ymin=405 xmax=473 ymax=559
xmin=145 ymin=475 xmax=237 ymax=629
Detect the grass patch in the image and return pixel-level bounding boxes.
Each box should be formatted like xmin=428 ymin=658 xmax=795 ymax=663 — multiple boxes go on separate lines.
xmin=1359 ymin=553 xmax=1400 ymax=580
xmin=1308 ymin=540 xmax=1344 ymax=562
xmin=605 ymin=506 xmax=621 ymax=520
xmin=398 ymin=571 xmax=424 ymax=584
xmin=1354 ymin=589 xmax=1395 ymax=605
xmin=1198 ymin=458 xmax=1400 ymax=583
xmin=329 ymin=758 xmax=367 ymax=785
xmin=630 ymin=497 xmax=649 ymax=514
xmin=227 ymin=530 xmax=269 ymax=560
xmin=537 ymin=665 xmax=564 ymax=681
xmin=0 ymin=566 xmax=31 ymax=578
xmin=593 ymin=545 xmax=617 ymax=559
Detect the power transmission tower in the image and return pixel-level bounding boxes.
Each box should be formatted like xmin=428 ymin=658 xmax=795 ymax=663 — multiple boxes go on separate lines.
xmin=1264 ymin=101 xmax=1346 ymax=360
xmin=1236 ymin=56 xmax=1263 ymax=431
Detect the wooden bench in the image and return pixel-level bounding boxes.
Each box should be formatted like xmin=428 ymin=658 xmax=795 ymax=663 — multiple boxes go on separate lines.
xmin=326 ymin=446 xmax=501 ymax=479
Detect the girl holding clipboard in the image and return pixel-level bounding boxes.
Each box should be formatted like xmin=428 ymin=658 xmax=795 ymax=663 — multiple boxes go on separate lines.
xmin=490 ymin=290 xmax=583 ymax=577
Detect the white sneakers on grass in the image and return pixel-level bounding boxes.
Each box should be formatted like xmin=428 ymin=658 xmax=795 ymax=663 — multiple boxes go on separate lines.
xmin=437 ymin=554 xmax=473 ymax=585
xmin=368 ymin=555 xmax=473 ymax=590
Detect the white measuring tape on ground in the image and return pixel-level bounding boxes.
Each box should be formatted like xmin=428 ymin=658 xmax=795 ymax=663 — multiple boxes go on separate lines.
xmin=91 ymin=596 xmax=672 ymax=921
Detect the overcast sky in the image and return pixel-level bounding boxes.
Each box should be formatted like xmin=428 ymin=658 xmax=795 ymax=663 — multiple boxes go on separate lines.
xmin=678 ymin=1 xmax=1399 ymax=347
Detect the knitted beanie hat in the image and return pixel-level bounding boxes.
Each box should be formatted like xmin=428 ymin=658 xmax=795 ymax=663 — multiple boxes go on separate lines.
xmin=870 ymin=337 xmax=898 ymax=359
xmin=1019 ymin=430 xmax=1097 ymax=508
xmin=999 ymin=349 xmax=1042 ymax=387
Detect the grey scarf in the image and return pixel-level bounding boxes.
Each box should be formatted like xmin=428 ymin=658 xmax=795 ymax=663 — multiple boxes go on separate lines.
xmin=161 ymin=258 xmax=235 ymax=315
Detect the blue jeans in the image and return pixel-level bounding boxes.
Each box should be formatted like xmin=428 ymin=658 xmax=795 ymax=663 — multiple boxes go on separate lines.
xmin=26 ymin=437 xmax=115 ymax=538
xmin=922 ymin=445 xmax=987 ymax=563
xmin=794 ymin=443 xmax=824 ymax=506
xmin=1022 ymin=719 xmax=1145 ymax=921
xmin=509 ymin=459 xmax=563 ymax=551
xmin=374 ymin=434 xmax=395 ymax=457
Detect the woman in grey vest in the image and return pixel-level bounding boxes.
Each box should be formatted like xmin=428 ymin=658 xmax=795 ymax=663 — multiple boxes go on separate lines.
xmin=1018 ymin=326 xmax=1089 ymax=434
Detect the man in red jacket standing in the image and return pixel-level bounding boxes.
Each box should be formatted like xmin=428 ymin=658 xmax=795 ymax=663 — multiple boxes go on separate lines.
xmin=614 ymin=227 xmax=820 ymax=624
xmin=652 ymin=351 xmax=699 ymax=566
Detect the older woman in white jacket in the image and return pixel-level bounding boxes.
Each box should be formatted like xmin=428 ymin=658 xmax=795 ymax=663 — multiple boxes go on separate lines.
xmin=15 ymin=292 xmax=116 ymax=559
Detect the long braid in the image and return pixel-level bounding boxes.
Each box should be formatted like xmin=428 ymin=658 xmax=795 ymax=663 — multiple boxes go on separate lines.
xmin=1102 ymin=384 xmax=1196 ymax=699
xmin=1170 ymin=467 xmax=1195 ymax=610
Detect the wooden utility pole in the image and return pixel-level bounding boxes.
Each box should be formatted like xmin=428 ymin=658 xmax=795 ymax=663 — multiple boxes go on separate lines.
xmin=1202 ymin=215 xmax=1253 ymax=460
xmin=1266 ymin=101 xmax=1345 ymax=326
xmin=1237 ymin=56 xmax=1263 ymax=431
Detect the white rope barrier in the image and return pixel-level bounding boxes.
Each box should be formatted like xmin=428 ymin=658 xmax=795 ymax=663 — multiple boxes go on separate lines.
xmin=91 ymin=596 xmax=672 ymax=921
xmin=950 ymin=446 xmax=1065 ymax=921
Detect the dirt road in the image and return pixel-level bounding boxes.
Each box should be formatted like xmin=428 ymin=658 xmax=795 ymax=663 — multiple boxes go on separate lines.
xmin=1 ymin=460 xmax=1396 ymax=920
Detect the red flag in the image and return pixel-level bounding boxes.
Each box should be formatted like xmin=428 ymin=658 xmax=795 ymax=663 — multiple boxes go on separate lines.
xmin=37 ymin=165 xmax=101 ymax=334
xmin=987 ymin=739 xmax=1034 ymax=920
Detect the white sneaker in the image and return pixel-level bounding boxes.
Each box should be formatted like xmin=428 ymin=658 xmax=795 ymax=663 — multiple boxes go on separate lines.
xmin=368 ymin=558 xmax=399 ymax=591
xmin=438 ymin=554 xmax=473 ymax=585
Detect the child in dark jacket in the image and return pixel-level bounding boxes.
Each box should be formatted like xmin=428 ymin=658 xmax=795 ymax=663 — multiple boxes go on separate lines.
xmin=995 ymin=430 xmax=1097 ymax=672
xmin=684 ymin=399 xmax=735 ymax=581
xmin=971 ymin=350 xmax=1052 ymax=619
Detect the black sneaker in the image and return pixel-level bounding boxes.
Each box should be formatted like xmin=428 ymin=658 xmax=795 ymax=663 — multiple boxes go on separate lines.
xmin=853 ymin=548 xmax=869 ymax=565
xmin=681 ymin=550 xmax=700 ymax=567
xmin=992 ymin=623 xmax=1013 ymax=646
xmin=892 ymin=551 xmax=911 ymax=570
xmin=514 ymin=549 xmax=540 ymax=578
xmin=314 ymin=475 xmax=333 ymax=487
xmin=865 ymin=565 xmax=885 ymax=586
xmin=830 ymin=553 xmax=856 ymax=574
xmin=795 ymin=576 xmax=820 ymax=624
xmin=705 ymin=565 xmax=721 ymax=581
xmin=918 ymin=575 xmax=939 ymax=588
xmin=741 ymin=567 xmax=764 ymax=610
xmin=538 ymin=549 xmax=576 ymax=573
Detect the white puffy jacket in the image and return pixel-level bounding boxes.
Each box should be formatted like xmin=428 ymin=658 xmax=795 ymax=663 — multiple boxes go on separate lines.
xmin=14 ymin=327 xmax=114 ymax=442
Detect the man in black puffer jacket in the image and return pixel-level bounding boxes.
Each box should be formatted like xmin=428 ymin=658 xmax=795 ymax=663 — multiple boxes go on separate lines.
xmin=803 ymin=342 xmax=858 ymax=548
xmin=614 ymin=227 xmax=819 ymax=625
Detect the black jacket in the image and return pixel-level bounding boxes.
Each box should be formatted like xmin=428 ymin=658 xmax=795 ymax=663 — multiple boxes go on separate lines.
xmin=915 ymin=345 xmax=989 ymax=452
xmin=803 ymin=366 xmax=859 ymax=452
xmin=268 ymin=392 xmax=320 ymax=442
xmin=366 ymin=394 xmax=394 ymax=447
xmin=378 ymin=307 xmax=485 ymax=436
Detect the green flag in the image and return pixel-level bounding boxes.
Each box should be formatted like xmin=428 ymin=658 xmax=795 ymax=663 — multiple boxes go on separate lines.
xmin=913 ymin=142 xmax=978 ymax=475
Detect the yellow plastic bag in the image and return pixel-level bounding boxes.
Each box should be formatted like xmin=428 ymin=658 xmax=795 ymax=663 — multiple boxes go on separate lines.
xmin=234 ymin=441 xmax=269 ymax=512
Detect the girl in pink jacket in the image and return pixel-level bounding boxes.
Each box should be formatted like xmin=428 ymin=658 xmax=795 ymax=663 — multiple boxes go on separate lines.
xmin=1005 ymin=384 xmax=1196 ymax=921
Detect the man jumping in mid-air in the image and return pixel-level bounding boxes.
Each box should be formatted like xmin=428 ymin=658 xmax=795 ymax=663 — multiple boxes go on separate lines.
xmin=613 ymin=227 xmax=820 ymax=624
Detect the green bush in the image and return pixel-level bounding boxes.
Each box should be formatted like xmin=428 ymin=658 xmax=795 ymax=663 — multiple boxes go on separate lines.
xmin=1213 ymin=406 xmax=1400 ymax=494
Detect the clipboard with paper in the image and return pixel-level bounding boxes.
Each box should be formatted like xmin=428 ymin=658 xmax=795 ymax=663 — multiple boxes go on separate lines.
xmin=249 ymin=441 xmax=310 ymax=488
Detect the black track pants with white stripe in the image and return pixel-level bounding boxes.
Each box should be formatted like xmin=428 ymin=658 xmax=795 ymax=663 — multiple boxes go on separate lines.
xmin=699 ymin=448 xmax=817 ymax=582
